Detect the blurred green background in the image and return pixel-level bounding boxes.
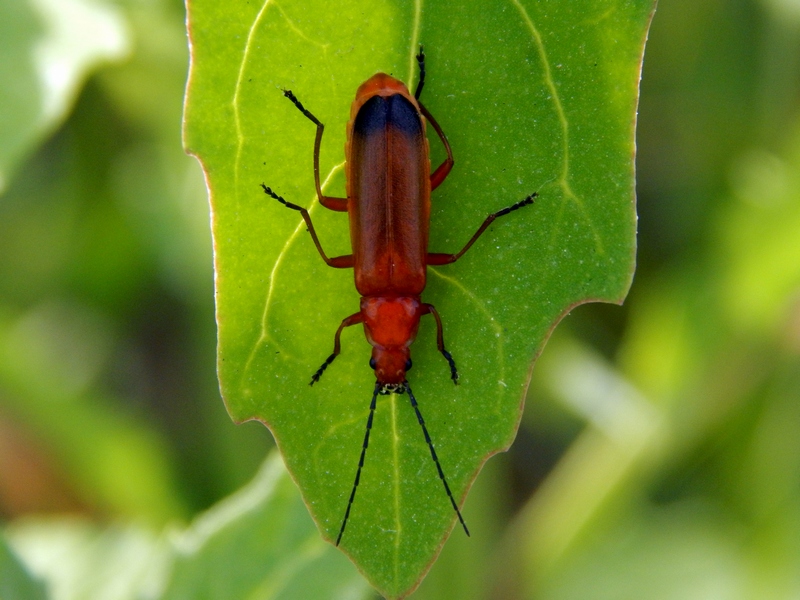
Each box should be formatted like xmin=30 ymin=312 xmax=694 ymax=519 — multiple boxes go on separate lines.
xmin=2 ymin=0 xmax=800 ymax=598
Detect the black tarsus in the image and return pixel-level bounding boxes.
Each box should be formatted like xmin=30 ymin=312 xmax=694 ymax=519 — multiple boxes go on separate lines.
xmin=282 ymin=89 xmax=322 ymax=126
xmin=310 ymin=312 xmax=362 ymax=386
xmin=423 ymin=303 xmax=459 ymax=384
xmin=426 ymin=192 xmax=538 ymax=266
xmin=414 ymin=45 xmax=426 ymax=99
xmin=310 ymin=353 xmax=336 ymax=386
xmin=337 ymin=381 xmax=382 ymax=546
xmin=442 ymin=349 xmax=458 ymax=384
xmin=261 ymin=184 xmax=302 ymax=211
xmin=496 ymin=192 xmax=536 ymax=217
xmin=261 ymin=183 xmax=354 ymax=269
xmin=405 ymin=382 xmax=470 ymax=537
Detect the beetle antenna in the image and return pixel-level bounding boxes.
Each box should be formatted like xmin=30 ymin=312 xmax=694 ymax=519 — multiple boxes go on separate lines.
xmin=404 ymin=382 xmax=470 ymax=537
xmin=414 ymin=45 xmax=426 ymax=100
xmin=337 ymin=381 xmax=382 ymax=546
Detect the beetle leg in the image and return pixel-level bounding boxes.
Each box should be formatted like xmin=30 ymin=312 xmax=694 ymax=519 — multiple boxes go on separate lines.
xmin=422 ymin=303 xmax=458 ymax=384
xmin=427 ymin=193 xmax=537 ymax=265
xmin=419 ymin=102 xmax=454 ymax=191
xmin=282 ymin=90 xmax=348 ymax=212
xmin=311 ymin=311 xmax=364 ymax=385
xmin=412 ymin=46 xmax=454 ymax=190
xmin=261 ymin=184 xmax=354 ymax=269
xmin=414 ymin=45 xmax=426 ymax=99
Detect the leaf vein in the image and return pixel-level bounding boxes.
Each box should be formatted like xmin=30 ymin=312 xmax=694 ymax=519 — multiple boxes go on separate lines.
xmin=241 ymin=163 xmax=346 ymax=380
xmin=232 ymin=0 xmax=273 ymax=203
xmin=407 ymin=0 xmax=424 ymax=85
xmin=510 ymin=0 xmax=605 ymax=255
xmin=429 ymin=268 xmax=507 ymax=401
xmin=390 ymin=394 xmax=402 ymax=585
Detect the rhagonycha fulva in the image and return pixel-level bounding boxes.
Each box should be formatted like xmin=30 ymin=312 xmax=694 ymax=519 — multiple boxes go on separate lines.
xmin=262 ymin=47 xmax=535 ymax=546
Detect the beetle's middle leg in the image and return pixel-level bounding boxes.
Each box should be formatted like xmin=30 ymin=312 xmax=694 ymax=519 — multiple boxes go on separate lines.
xmin=282 ymin=89 xmax=348 ymax=213
xmin=427 ymin=193 xmax=537 ymax=266
xmin=311 ymin=312 xmax=364 ymax=385
xmin=261 ymin=184 xmax=354 ymax=269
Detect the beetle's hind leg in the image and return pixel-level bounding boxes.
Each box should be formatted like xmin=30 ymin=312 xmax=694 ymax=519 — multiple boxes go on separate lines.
xmin=427 ymin=193 xmax=537 ymax=265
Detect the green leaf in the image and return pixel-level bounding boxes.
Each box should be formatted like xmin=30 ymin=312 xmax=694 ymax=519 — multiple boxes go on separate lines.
xmin=161 ymin=452 xmax=370 ymax=599
xmin=6 ymin=453 xmax=369 ymax=600
xmin=0 ymin=0 xmax=130 ymax=193
xmin=183 ymin=0 xmax=653 ymax=596
xmin=0 ymin=533 xmax=46 ymax=600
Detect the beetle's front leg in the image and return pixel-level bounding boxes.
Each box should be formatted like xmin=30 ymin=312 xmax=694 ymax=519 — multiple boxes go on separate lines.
xmin=421 ymin=303 xmax=458 ymax=384
xmin=310 ymin=311 xmax=364 ymax=385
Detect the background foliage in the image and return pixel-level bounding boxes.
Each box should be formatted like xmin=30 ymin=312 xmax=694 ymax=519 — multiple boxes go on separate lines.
xmin=1 ymin=0 xmax=799 ymax=598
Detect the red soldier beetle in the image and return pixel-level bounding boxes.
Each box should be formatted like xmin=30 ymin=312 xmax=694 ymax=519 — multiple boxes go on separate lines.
xmin=262 ymin=47 xmax=535 ymax=546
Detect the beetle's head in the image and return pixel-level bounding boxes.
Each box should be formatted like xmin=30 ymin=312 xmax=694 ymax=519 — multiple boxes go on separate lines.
xmin=361 ymin=296 xmax=422 ymax=389
xmin=370 ymin=347 xmax=412 ymax=390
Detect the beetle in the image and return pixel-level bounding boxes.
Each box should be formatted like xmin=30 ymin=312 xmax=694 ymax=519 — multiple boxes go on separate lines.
xmin=262 ymin=47 xmax=535 ymax=545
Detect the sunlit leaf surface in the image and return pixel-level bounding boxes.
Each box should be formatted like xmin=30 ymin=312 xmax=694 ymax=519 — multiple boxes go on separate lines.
xmin=184 ymin=0 xmax=653 ymax=596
